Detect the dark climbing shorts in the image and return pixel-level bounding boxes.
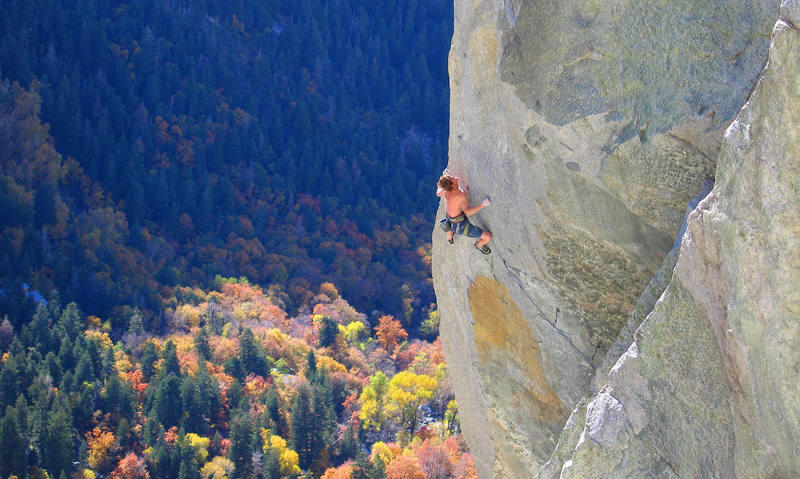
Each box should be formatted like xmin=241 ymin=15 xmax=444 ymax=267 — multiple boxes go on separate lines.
xmin=449 ymin=217 xmax=484 ymax=238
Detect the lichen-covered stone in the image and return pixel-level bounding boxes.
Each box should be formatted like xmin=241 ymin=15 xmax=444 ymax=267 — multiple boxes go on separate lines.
xmin=436 ymin=0 xmax=779 ymax=477
xmin=548 ymin=9 xmax=800 ymax=477
xmin=501 ymin=0 xmax=776 ymax=136
xmin=469 ymin=275 xmax=568 ymax=476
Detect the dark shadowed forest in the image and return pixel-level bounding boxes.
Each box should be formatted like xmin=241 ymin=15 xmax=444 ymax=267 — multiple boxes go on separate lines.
xmin=0 ymin=0 xmax=452 ymax=331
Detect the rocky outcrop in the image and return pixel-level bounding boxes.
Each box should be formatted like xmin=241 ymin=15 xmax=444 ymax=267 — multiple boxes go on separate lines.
xmin=544 ymin=5 xmax=800 ymax=476
xmin=433 ymin=0 xmax=782 ymax=477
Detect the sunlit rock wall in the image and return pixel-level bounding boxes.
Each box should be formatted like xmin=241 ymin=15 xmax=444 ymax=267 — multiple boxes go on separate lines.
xmin=432 ymin=0 xmax=780 ymax=477
xmin=543 ymin=4 xmax=800 ymax=475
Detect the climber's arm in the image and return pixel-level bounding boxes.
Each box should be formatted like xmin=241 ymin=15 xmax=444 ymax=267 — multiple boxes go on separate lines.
xmin=465 ymin=198 xmax=490 ymax=216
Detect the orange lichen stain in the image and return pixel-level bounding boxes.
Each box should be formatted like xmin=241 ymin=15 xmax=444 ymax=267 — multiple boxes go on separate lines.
xmin=468 ymin=275 xmax=567 ymax=423
xmin=470 ymin=26 xmax=498 ymax=74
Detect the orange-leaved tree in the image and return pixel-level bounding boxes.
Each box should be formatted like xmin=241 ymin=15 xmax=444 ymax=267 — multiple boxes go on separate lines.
xmin=375 ymin=315 xmax=407 ymax=354
xmin=386 ymin=454 xmax=425 ymax=479
xmin=109 ymin=453 xmax=149 ymax=479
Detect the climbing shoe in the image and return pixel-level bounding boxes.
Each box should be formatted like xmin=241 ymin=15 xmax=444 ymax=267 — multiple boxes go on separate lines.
xmin=475 ymin=241 xmax=491 ymax=254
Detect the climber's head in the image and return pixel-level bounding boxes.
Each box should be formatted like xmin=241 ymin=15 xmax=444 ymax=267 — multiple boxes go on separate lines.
xmin=438 ymin=174 xmax=457 ymax=192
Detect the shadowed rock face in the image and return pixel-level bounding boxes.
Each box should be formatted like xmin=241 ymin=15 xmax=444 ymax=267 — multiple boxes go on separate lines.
xmin=434 ymin=0 xmax=781 ymax=477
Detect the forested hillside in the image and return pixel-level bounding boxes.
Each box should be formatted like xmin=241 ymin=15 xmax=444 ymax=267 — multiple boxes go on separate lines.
xmin=0 ymin=278 xmax=476 ymax=478
xmin=0 ymin=0 xmax=452 ymax=331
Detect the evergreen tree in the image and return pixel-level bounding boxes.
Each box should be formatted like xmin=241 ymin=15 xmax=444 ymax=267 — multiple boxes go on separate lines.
xmin=71 ymin=383 xmax=95 ymax=432
xmin=178 ymin=438 xmax=203 ymax=479
xmin=224 ymin=356 xmax=245 ymax=383
xmin=261 ymin=446 xmax=281 ymax=479
xmin=151 ymin=441 xmax=181 ymax=479
xmin=45 ymin=352 xmax=63 ymax=384
xmin=290 ymin=384 xmax=315 ymax=470
xmin=124 ymin=307 xmax=145 ymax=347
xmin=161 ymin=340 xmax=181 ymax=377
xmin=0 ymin=317 xmax=14 ymax=352
xmin=311 ymin=369 xmax=336 ymax=450
xmin=0 ymin=404 xmax=28 ymax=478
xmin=43 ymin=397 xmax=74 ymax=477
xmin=306 ymin=349 xmax=317 ymax=379
xmin=187 ymin=362 xmax=221 ymax=435
xmin=195 ymin=327 xmax=211 ymax=360
xmin=227 ymin=380 xmax=245 ymax=411
xmin=142 ymin=413 xmax=164 ymax=448
xmin=265 ymin=388 xmax=287 ymax=438
xmin=318 ymin=317 xmax=338 ymax=349
xmin=54 ymin=302 xmax=84 ymax=341
xmin=227 ymin=408 xmax=255 ymax=479
xmin=0 ymin=353 xmax=22 ymax=410
xmin=56 ymin=336 xmax=75 ymax=372
xmin=102 ymin=372 xmax=135 ymax=421
xmin=367 ymin=455 xmax=387 ymax=479
xmin=140 ymin=341 xmax=159 ymax=380
xmin=238 ymin=328 xmax=268 ymax=377
xmin=72 ymin=349 xmax=97 ymax=387
xmin=350 ymin=450 xmax=370 ymax=479
xmin=24 ymin=303 xmax=53 ymax=352
xmin=116 ymin=417 xmax=130 ymax=449
xmin=153 ymin=374 xmax=183 ymax=428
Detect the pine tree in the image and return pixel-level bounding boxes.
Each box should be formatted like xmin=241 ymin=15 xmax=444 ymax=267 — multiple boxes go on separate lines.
xmin=124 ymin=307 xmax=145 ymax=348
xmin=178 ymin=438 xmax=203 ymax=479
xmin=56 ymin=336 xmax=75 ymax=372
xmin=54 ymin=302 xmax=84 ymax=341
xmin=318 ymin=317 xmax=338 ymax=349
xmin=265 ymin=389 xmax=287 ymax=438
xmin=25 ymin=303 xmax=53 ymax=352
xmin=140 ymin=341 xmax=159 ymax=380
xmin=142 ymin=414 xmax=162 ymax=449
xmin=290 ymin=384 xmax=315 ymax=470
xmin=153 ymin=374 xmax=182 ymax=428
xmin=73 ymin=349 xmax=97 ymax=387
xmin=0 ymin=404 xmax=28 ymax=477
xmin=227 ymin=408 xmax=255 ymax=479
xmin=238 ymin=327 xmax=267 ymax=377
xmin=102 ymin=372 xmax=135 ymax=421
xmin=367 ymin=455 xmax=387 ymax=479
xmin=194 ymin=362 xmax=221 ymax=434
xmin=161 ymin=340 xmax=181 ymax=377
xmin=195 ymin=327 xmax=211 ymax=360
xmin=261 ymin=446 xmax=281 ymax=479
xmin=306 ymin=349 xmax=317 ymax=379
xmin=43 ymin=397 xmax=74 ymax=477
xmin=0 ymin=355 xmax=22 ymax=410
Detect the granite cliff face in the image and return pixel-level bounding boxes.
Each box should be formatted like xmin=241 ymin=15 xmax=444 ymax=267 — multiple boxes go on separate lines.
xmin=432 ymin=0 xmax=794 ymax=477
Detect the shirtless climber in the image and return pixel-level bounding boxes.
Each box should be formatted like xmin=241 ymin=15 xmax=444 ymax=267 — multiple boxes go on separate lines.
xmin=436 ymin=173 xmax=493 ymax=254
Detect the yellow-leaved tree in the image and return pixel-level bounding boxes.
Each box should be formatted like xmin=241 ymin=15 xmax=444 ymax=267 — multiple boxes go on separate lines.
xmin=200 ymin=456 xmax=235 ymax=479
xmin=385 ymin=371 xmax=438 ymax=443
xmin=261 ymin=431 xmax=302 ymax=478
xmin=358 ymin=372 xmax=390 ymax=432
xmin=184 ymin=433 xmax=210 ymax=463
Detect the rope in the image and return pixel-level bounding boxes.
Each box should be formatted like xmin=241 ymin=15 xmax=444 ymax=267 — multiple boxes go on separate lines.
xmin=498 ymin=256 xmax=595 ymax=367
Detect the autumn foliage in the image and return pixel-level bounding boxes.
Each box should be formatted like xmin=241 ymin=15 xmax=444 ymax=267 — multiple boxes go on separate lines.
xmin=109 ymin=454 xmax=150 ymax=479
xmin=0 ymin=279 xmax=473 ymax=479
xmin=375 ymin=315 xmax=408 ymax=354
